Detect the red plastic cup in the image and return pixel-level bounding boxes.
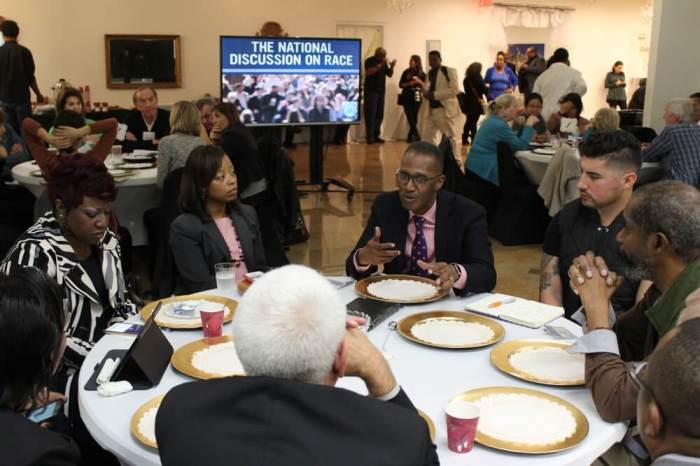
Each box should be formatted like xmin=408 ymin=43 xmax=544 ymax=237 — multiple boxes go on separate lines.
xmin=445 ymin=400 xmax=480 ymax=454
xmin=200 ymin=308 xmax=224 ymax=338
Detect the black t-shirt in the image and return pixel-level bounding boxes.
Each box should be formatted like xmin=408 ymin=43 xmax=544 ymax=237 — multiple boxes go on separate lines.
xmin=124 ymin=108 xmax=171 ymax=151
xmin=0 ymin=41 xmax=35 ymax=103
xmin=542 ymin=199 xmax=640 ymax=318
xmin=364 ymin=57 xmax=391 ymax=94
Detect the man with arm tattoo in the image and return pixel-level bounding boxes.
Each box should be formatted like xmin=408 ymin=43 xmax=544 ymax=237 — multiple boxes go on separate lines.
xmin=539 ymin=131 xmax=651 ymax=318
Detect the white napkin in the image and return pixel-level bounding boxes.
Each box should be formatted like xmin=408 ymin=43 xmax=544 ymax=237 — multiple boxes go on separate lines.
xmin=97 ymin=381 xmax=134 ymax=397
xmin=96 ymin=358 xmax=120 ymax=385
xmin=560 ymin=117 xmax=579 ymax=134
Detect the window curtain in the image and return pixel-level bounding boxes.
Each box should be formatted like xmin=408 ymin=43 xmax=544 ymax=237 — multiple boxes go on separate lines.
xmin=488 ymin=4 xmax=572 ymax=49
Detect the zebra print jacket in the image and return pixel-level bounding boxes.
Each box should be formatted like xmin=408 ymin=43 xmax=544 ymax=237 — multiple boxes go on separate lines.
xmin=1 ymin=212 xmax=136 ymax=373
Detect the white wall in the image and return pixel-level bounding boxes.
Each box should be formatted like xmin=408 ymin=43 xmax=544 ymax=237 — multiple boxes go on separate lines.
xmin=644 ymin=0 xmax=700 ymax=131
xmin=2 ymin=0 xmax=649 ymax=139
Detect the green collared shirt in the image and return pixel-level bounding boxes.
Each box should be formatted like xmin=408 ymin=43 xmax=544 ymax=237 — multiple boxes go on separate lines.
xmin=645 ymin=258 xmax=700 ymax=337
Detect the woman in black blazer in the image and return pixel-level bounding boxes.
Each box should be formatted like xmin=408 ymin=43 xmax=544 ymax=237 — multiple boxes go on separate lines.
xmin=0 ymin=268 xmax=81 ymax=466
xmin=462 ymin=62 xmax=489 ymax=145
xmin=209 ymin=102 xmax=288 ymax=266
xmin=170 ymin=145 xmax=268 ymax=293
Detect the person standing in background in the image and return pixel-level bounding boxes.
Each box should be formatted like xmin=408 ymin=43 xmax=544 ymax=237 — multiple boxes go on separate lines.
xmin=484 ymin=51 xmax=518 ymax=101
xmin=421 ymin=51 xmax=464 ymax=166
xmin=0 ymin=20 xmax=44 ymax=133
xmin=363 ymin=47 xmax=395 ymax=144
xmin=605 ymin=61 xmax=627 ymax=110
xmin=461 ymin=62 xmax=488 ymax=145
xmin=533 ymin=48 xmax=587 ymax=120
xmin=398 ymin=55 xmax=426 ymax=143
xmin=519 ymin=47 xmax=545 ymax=100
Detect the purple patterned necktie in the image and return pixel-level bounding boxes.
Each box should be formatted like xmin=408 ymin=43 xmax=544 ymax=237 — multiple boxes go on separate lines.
xmin=409 ymin=216 xmax=429 ymax=277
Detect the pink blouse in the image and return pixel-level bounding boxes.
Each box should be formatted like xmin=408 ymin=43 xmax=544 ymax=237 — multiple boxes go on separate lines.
xmin=214 ymin=217 xmax=248 ymax=283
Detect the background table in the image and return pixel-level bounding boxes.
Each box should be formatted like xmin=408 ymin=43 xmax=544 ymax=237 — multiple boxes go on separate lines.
xmin=11 ymin=160 xmax=161 ymax=246
xmin=78 ymin=286 xmax=627 ymax=466
xmin=515 ymin=148 xmax=661 ymax=186
xmin=515 ymin=149 xmax=558 ymax=185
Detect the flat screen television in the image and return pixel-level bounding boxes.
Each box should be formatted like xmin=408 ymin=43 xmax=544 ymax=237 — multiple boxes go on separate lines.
xmin=220 ymin=36 xmax=361 ymax=126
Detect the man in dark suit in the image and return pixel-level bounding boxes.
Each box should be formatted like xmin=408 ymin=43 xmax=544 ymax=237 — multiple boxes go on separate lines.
xmin=156 ymin=265 xmax=439 ymax=466
xmin=346 ymin=141 xmax=496 ymax=295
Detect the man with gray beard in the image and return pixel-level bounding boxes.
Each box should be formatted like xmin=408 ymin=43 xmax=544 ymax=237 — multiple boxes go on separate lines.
xmin=565 ymin=180 xmax=700 ymax=423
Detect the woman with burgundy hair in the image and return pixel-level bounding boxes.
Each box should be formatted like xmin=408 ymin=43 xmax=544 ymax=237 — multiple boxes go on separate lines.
xmin=1 ymin=155 xmax=136 ymax=389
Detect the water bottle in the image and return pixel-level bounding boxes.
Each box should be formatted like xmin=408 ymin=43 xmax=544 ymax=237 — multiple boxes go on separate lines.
xmin=414 ymin=88 xmax=421 ymax=102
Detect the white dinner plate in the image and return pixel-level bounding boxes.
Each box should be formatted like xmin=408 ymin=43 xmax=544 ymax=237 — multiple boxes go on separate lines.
xmin=533 ymin=148 xmax=557 ymax=155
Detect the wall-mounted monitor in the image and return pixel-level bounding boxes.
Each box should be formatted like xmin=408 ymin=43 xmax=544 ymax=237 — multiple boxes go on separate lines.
xmin=220 ymin=36 xmax=361 ymax=126
xmin=105 ymin=34 xmax=181 ymax=89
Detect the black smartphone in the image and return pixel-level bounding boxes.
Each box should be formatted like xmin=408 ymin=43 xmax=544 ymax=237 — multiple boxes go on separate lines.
xmin=25 ymin=399 xmax=63 ymax=424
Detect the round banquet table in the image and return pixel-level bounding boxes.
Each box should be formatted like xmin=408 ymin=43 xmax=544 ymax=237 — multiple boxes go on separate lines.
xmin=515 ymin=148 xmax=662 ymax=186
xmin=78 ymin=285 xmax=627 ymax=466
xmin=11 ymin=159 xmax=161 ymax=246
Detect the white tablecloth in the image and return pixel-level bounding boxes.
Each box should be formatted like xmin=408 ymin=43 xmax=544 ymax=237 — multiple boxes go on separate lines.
xmin=78 ymin=286 xmax=627 ymax=466
xmin=515 ymin=148 xmax=662 ymax=186
xmin=515 ymin=149 xmax=558 ymax=185
xmin=11 ymin=160 xmax=161 ymax=246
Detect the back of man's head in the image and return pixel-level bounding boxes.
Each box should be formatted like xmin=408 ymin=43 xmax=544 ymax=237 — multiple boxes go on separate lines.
xmin=233 ymin=265 xmax=346 ymax=384
xmin=629 ymin=180 xmax=700 ymax=264
xmin=548 ymin=48 xmax=569 ymax=66
xmin=579 ymin=130 xmax=641 ymax=172
xmin=53 ymin=110 xmax=84 ymax=129
xmin=0 ymin=20 xmax=19 ymax=38
xmin=644 ymin=318 xmax=700 ymax=442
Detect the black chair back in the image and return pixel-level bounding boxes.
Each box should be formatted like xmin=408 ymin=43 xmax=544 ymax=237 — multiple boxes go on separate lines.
xmin=626 ymin=126 xmax=657 ymax=144
xmin=488 ymin=142 xmax=549 ymax=245
xmin=153 ymin=168 xmax=184 ymax=298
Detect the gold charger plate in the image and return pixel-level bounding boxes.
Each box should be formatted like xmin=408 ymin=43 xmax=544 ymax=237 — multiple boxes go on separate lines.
xmin=417 ymin=410 xmax=435 ymax=442
xmin=397 ymin=310 xmax=505 ymax=349
xmin=490 ymin=339 xmax=584 ymax=386
xmin=355 ymin=274 xmax=449 ymax=304
xmin=171 ymin=336 xmax=245 ymax=379
xmin=140 ymin=294 xmax=237 ymax=329
xmin=453 ymin=386 xmax=589 ymax=454
xmin=130 ymin=394 xmax=165 ymax=449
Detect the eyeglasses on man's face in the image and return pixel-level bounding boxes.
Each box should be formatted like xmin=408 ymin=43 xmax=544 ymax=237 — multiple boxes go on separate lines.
xmin=395 ymin=170 xmax=441 ymax=187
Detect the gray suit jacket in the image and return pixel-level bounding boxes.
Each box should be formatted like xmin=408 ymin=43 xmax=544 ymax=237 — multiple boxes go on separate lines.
xmin=169 ymin=203 xmax=267 ymax=293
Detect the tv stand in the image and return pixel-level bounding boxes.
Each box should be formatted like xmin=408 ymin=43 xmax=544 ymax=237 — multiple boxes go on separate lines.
xmin=296 ymin=125 xmax=355 ymax=201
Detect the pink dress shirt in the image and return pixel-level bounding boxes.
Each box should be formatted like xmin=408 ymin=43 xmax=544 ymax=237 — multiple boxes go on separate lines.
xmin=214 ymin=217 xmax=248 ymax=283
xmin=354 ymin=200 xmax=468 ymax=289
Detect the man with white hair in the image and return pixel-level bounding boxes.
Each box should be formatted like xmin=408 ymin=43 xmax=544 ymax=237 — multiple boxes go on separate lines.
xmin=155 ymin=265 xmax=438 ymax=466
xmin=642 ymin=98 xmax=700 ymax=187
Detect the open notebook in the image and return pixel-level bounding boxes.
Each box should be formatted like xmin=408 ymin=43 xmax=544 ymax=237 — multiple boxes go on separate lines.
xmin=465 ymin=293 xmax=564 ymax=329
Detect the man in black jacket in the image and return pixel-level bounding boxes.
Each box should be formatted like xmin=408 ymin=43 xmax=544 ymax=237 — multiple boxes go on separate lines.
xmin=519 ymin=47 xmax=545 ymax=99
xmin=0 ymin=20 xmax=44 ymax=132
xmin=156 ymin=264 xmax=439 ymax=466
xmin=346 ymin=141 xmax=496 ymax=295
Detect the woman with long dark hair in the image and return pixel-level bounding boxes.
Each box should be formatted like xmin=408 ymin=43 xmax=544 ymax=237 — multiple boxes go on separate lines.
xmin=398 ymin=55 xmax=427 ymax=142
xmin=461 ymin=62 xmax=488 ymax=145
xmin=170 ymin=145 xmax=268 ymax=292
xmin=0 ymin=267 xmax=81 ymax=465
xmin=605 ymin=61 xmax=627 ymax=110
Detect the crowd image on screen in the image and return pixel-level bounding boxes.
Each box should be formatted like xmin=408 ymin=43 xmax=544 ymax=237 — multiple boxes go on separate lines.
xmin=221 ymin=74 xmax=359 ymax=124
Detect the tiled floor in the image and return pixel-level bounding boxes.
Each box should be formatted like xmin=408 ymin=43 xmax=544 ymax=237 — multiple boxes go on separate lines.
xmin=285 ymin=141 xmax=543 ymax=300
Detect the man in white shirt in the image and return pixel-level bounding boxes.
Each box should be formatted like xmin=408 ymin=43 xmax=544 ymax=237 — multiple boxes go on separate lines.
xmin=533 ymin=48 xmax=587 ymax=120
